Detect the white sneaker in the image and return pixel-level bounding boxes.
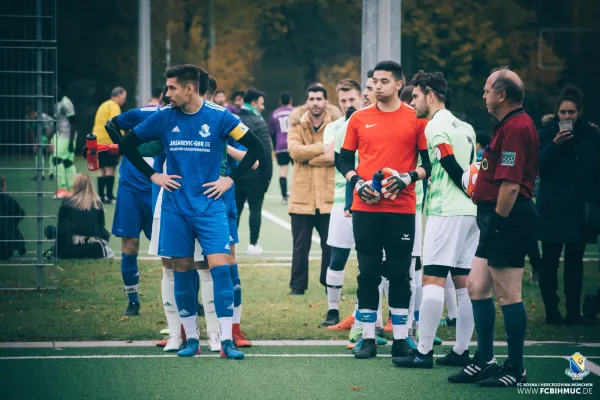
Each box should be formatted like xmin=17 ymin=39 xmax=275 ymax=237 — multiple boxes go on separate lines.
xmin=163 ymin=335 xmax=183 ymax=352
xmin=207 ymin=332 xmax=221 ymax=352
xmin=247 ymin=243 xmax=264 ymax=255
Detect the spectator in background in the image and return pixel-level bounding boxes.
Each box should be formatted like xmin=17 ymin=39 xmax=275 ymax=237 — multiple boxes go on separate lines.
xmin=53 ymin=87 xmax=78 ymax=199
xmin=228 ymin=90 xmax=245 ymax=114
xmin=204 ymin=76 xmax=218 ymax=101
xmin=475 ymin=131 xmax=490 ymax=162
xmin=537 ymin=85 xmax=600 ymax=326
xmin=213 ymin=89 xmax=227 ymax=107
xmin=270 ymin=91 xmax=294 ymax=204
xmin=235 ymin=88 xmax=273 ymax=255
xmin=362 ymin=70 xmax=377 ymax=106
xmin=289 ymin=82 xmax=342 ymax=128
xmin=26 ymin=104 xmax=54 ymax=181
xmin=92 ymin=86 xmax=127 ymax=204
xmin=287 ymin=85 xmax=335 ymax=295
xmin=146 ymin=86 xmax=164 ymax=106
xmin=54 ymin=173 xmax=113 ymax=259
xmin=0 ymin=176 xmax=26 ymax=261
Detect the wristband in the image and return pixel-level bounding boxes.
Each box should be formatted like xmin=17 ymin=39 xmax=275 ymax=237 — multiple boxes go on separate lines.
xmin=408 ymin=170 xmax=419 ymax=183
xmin=350 ymin=174 xmax=362 ymax=187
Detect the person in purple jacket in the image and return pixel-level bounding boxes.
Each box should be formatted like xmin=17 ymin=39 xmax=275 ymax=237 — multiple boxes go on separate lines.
xmin=270 ymin=91 xmax=294 ymax=204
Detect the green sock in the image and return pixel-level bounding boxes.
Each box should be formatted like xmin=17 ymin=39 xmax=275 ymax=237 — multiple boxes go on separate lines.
xmin=56 ymin=162 xmax=66 ymax=190
xmin=65 ymin=165 xmax=76 ymax=190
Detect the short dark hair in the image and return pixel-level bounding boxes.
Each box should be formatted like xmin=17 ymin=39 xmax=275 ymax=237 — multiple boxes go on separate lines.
xmin=336 ymin=79 xmax=361 ymax=94
xmin=244 ymin=88 xmax=265 ymax=104
xmin=164 ymin=64 xmax=209 ymax=95
xmin=160 ymin=85 xmax=169 ymax=105
xmin=206 ymin=76 xmax=218 ymax=96
xmin=399 ymin=85 xmax=414 ymax=103
xmin=215 ymin=89 xmax=226 ymax=97
xmin=373 ymin=61 xmax=403 ymax=81
xmin=306 ymin=85 xmax=327 ymax=100
xmin=556 ymin=84 xmax=583 ymax=112
xmin=231 ymin=90 xmax=245 ymax=101
xmin=491 ymin=67 xmax=524 ymax=104
xmin=411 ymin=70 xmax=447 ymax=103
xmin=280 ymin=91 xmax=292 ymax=105
xmin=111 ymin=87 xmax=126 ymax=98
xmin=367 ymin=69 xmax=374 ymax=79
xmin=151 ymin=86 xmax=163 ymax=99
xmin=476 ymin=131 xmax=491 ymax=147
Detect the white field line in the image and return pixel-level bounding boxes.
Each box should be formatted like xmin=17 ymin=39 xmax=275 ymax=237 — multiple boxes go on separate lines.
xmin=259 ymin=208 xmax=321 ymax=244
xmin=584 ymin=359 xmax=600 ymax=377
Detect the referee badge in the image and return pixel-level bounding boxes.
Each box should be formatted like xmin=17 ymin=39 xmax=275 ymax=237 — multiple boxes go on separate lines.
xmin=482 ymin=158 xmax=488 ymax=170
xmin=501 ymin=151 xmax=516 ymax=166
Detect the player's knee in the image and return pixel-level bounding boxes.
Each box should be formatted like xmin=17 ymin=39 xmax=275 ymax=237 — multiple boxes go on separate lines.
xmin=467 ymin=276 xmax=491 ymax=300
xmin=195 ymin=260 xmax=209 ymax=270
xmin=52 ymin=157 xmax=63 ymax=166
xmin=121 ymin=238 xmax=139 ymax=255
xmin=63 ymin=159 xmax=73 ymax=168
xmin=172 ymin=258 xmax=194 ymax=272
xmin=422 ymin=274 xmax=445 ymax=287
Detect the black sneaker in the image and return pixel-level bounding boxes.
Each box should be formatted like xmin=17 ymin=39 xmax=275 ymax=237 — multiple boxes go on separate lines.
xmin=320 ymin=309 xmax=340 ymax=326
xmin=478 ymin=360 xmax=526 ymax=387
xmin=124 ymin=302 xmax=140 ymax=316
xmin=197 ymin=303 xmax=205 ymax=317
xmin=436 ymin=349 xmax=471 ymax=367
xmin=393 ymin=349 xmax=434 ymax=369
xmin=354 ymin=338 xmax=377 ymax=359
xmin=391 ymin=338 xmax=412 ymax=360
xmin=375 ymin=326 xmax=385 ymax=337
xmin=448 ymin=357 xmax=502 ymax=383
xmin=545 ymin=308 xmax=565 ymax=325
xmin=288 ymin=288 xmax=305 ymax=296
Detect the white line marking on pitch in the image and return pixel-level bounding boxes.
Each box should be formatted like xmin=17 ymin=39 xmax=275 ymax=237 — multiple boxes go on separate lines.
xmin=583 ymin=359 xmax=600 ymax=377
xmin=260 ymin=209 xmax=321 ymax=244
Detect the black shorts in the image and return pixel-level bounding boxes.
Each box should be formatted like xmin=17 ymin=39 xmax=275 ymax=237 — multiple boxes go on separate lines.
xmin=475 ymin=200 xmax=538 ymax=268
xmin=424 ymin=264 xmax=470 ymax=278
xmin=98 ymin=151 xmax=120 ymax=168
xmin=276 ymin=152 xmax=292 ymax=166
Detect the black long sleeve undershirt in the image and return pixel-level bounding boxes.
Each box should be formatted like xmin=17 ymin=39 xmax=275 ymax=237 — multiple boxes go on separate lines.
xmin=440 ymin=154 xmax=468 ymax=196
xmin=120 ymin=131 xmax=156 ymax=177
xmin=419 ymin=149 xmax=432 ymax=178
xmin=228 ymin=130 xmax=264 ymax=183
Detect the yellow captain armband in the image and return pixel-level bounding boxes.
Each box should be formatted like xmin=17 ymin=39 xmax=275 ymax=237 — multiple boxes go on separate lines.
xmin=228 ymin=123 xmax=249 ymax=141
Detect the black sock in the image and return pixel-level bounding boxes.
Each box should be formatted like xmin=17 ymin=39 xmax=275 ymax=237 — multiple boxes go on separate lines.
xmin=106 ymin=176 xmax=116 ymax=200
xmin=502 ymin=302 xmax=527 ymax=373
xmin=472 ymin=297 xmax=496 ymax=363
xmin=280 ymin=177 xmax=287 ymax=198
xmin=97 ymin=177 xmax=106 ymax=198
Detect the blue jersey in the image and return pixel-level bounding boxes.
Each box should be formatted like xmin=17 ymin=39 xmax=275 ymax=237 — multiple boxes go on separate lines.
xmin=134 ymin=101 xmax=247 ymax=216
xmin=223 ymin=137 xmax=246 ymax=218
xmin=116 ymin=107 xmax=161 ymax=193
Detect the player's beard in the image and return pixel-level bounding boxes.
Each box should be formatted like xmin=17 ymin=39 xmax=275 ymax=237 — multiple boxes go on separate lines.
xmin=310 ymin=107 xmax=324 ymax=118
xmin=415 ymin=104 xmax=429 ymax=119
xmin=376 ymin=93 xmax=394 ymax=103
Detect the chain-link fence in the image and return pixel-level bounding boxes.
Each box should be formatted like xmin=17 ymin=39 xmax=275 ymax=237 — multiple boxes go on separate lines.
xmin=0 ymin=0 xmax=58 ymax=289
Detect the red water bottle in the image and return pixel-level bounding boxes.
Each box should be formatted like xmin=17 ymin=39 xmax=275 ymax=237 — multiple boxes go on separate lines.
xmin=86 ymin=133 xmax=99 ymax=171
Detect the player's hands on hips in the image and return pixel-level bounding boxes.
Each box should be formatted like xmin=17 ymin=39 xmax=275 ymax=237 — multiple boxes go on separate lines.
xmin=151 ymin=173 xmax=181 ymax=192
xmin=203 ymin=176 xmax=234 ymax=200
xmin=381 ymin=168 xmax=411 ymax=200
xmin=355 ymin=179 xmax=381 ymax=204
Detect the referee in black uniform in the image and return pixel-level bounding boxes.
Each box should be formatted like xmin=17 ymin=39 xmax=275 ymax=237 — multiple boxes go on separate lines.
xmin=448 ymin=67 xmax=539 ymax=387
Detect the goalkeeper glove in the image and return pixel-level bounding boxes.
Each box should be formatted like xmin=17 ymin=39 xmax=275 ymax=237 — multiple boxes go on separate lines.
xmin=381 ymin=168 xmax=415 ymax=200
xmin=355 ymin=178 xmax=381 ymax=204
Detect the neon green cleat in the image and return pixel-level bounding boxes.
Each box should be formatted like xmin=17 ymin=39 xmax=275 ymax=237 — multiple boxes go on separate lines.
xmin=349 ymin=328 xmax=363 ymax=343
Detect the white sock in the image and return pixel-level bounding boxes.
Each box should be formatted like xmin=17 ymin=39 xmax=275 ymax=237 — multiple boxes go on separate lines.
xmin=219 ymin=316 xmax=233 ymax=341
xmin=376 ymin=279 xmax=384 ymax=328
xmin=406 ymin=258 xmax=417 ymax=331
xmin=161 ymin=268 xmax=180 ymax=338
xmin=233 ymin=305 xmax=242 ymax=325
xmin=417 ymin=284 xmax=445 ymax=354
xmin=181 ymin=315 xmax=199 ymax=340
xmin=358 ymin=309 xmax=376 ymax=339
xmin=444 ymin=274 xmax=458 ymax=320
xmin=198 ymin=269 xmax=218 ymax=335
xmin=389 ymin=307 xmax=409 ymax=340
xmin=383 ymin=276 xmax=390 ymax=304
xmin=414 ymin=268 xmax=423 ymax=332
xmin=326 ymin=268 xmax=345 ymax=310
xmin=352 ymin=302 xmax=363 ymax=329
xmin=453 ymin=287 xmax=474 ymax=355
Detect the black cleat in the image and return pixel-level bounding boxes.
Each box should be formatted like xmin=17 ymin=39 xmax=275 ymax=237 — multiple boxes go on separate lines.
xmin=436 ymin=349 xmax=471 ymax=367
xmin=440 ymin=316 xmax=456 ymax=327
xmin=478 ymin=360 xmax=526 ymax=387
xmin=393 ymin=349 xmax=434 ymax=369
xmin=375 ymin=326 xmax=385 ymax=338
xmin=391 ymin=338 xmax=412 ymax=361
xmin=354 ymin=338 xmax=377 ymax=359
xmin=320 ymin=309 xmax=340 ymax=326
xmin=448 ymin=358 xmax=502 ymax=383
xmin=123 ymin=301 xmax=140 ymax=316
xmin=197 ymin=302 xmax=205 ymax=317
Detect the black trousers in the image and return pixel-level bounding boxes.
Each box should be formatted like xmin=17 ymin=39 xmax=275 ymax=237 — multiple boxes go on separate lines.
xmin=539 ymin=241 xmax=586 ymax=315
xmin=353 ymin=211 xmax=414 ymax=311
xmin=235 ymin=185 xmax=265 ymax=245
xmin=289 ymin=211 xmax=331 ymax=291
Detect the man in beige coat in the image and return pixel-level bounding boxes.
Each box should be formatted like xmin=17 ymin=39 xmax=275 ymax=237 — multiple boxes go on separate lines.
xmin=287 ymin=85 xmax=335 ymax=295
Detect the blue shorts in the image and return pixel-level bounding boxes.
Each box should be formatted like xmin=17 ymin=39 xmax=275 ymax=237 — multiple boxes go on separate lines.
xmin=112 ymin=187 xmax=152 ymax=239
xmin=228 ymin=216 xmax=239 ymax=245
xmin=158 ymin=208 xmax=231 ymax=257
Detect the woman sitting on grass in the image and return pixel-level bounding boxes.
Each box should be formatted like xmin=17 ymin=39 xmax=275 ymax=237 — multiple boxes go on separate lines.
xmin=52 ymin=173 xmax=113 ymax=259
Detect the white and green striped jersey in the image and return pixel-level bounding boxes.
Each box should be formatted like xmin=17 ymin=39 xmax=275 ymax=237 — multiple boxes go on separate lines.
xmin=324 ymin=116 xmax=358 ymax=205
xmin=55 ymin=96 xmax=75 ymax=139
xmin=425 ymin=109 xmax=476 ymax=217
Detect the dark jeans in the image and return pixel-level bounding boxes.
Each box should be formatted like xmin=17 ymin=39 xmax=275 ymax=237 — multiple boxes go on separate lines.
xmin=539 ymin=241 xmax=586 ymax=315
xmin=528 ymin=239 xmax=541 ymax=275
xmin=289 ymin=211 xmax=331 ymax=291
xmin=235 ymin=186 xmax=265 ymax=245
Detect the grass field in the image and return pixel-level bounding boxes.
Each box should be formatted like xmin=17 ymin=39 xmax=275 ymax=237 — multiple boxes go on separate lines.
xmin=2 ymin=156 xmax=600 ymax=399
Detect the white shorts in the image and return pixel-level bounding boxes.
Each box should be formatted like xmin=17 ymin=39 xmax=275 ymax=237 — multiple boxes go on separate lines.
xmin=326 ymin=204 xmax=355 ymax=249
xmin=422 ymin=215 xmax=479 ymax=269
xmin=412 ymin=213 xmax=423 ymax=257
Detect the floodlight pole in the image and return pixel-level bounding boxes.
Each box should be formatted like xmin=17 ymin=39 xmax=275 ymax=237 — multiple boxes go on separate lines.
xmin=138 ymin=0 xmax=151 ymax=106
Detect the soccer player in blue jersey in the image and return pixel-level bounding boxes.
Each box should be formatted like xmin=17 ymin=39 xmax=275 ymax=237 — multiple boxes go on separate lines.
xmin=120 ymin=64 xmax=264 ymax=359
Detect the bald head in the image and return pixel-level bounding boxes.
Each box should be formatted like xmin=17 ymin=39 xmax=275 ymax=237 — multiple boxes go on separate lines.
xmin=487 ymin=67 xmax=524 ymax=105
